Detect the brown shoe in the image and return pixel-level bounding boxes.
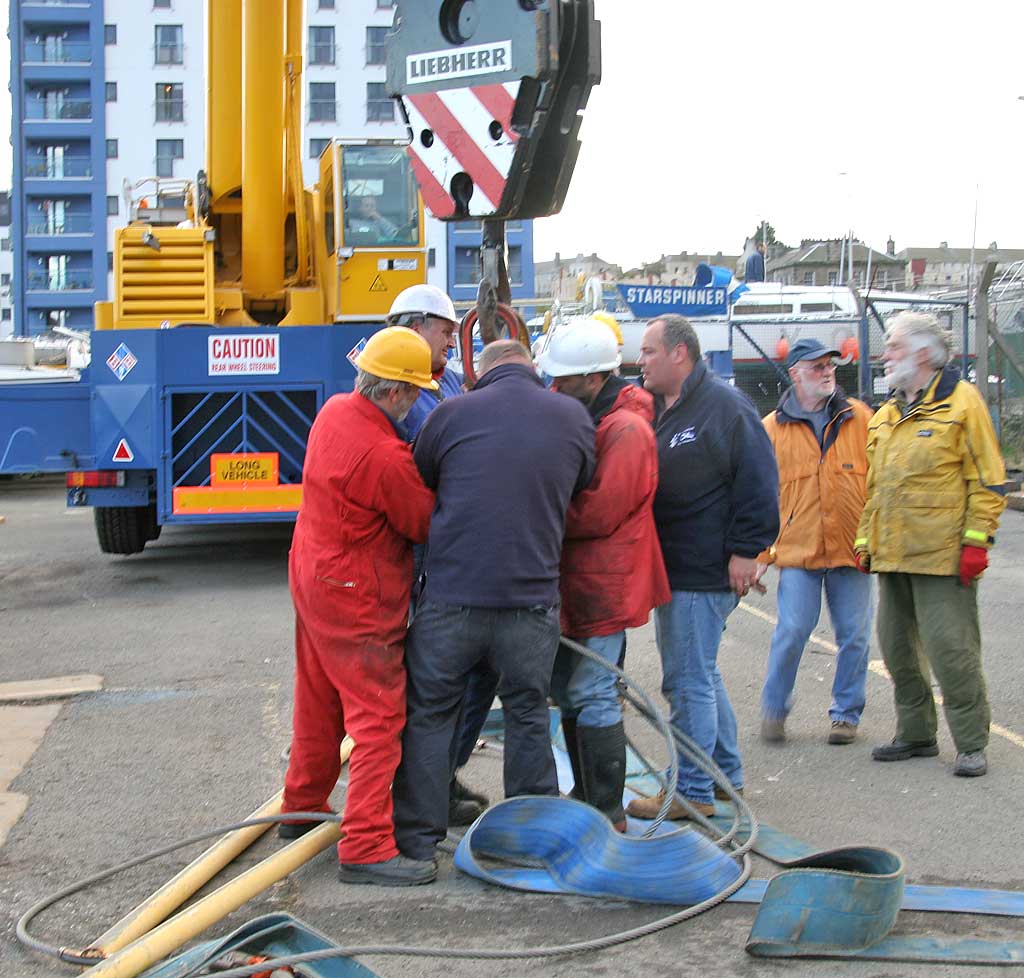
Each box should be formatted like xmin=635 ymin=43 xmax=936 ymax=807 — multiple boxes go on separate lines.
xmin=827 ymin=720 xmax=858 ymax=745
xmin=714 ymin=784 xmax=743 ymax=802
xmin=625 ymin=791 xmax=715 ymax=821
xmin=761 ymin=715 xmax=786 ymax=743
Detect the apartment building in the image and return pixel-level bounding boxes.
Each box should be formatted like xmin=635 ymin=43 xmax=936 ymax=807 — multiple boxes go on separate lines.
xmin=9 ymin=0 xmax=528 ymax=337
xmin=0 ymin=193 xmax=12 ymax=338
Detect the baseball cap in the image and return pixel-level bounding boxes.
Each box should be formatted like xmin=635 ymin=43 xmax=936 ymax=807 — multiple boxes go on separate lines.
xmin=786 ymin=338 xmax=840 ymax=370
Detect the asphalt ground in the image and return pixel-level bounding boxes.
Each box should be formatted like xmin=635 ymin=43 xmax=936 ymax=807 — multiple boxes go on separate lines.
xmin=1 ymin=475 xmax=1023 ymax=978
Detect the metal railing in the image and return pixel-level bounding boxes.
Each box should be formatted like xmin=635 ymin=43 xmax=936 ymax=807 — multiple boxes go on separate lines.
xmin=26 ymin=269 xmax=93 ymax=291
xmin=24 ymin=156 xmax=92 ymax=178
xmin=22 ymin=41 xmax=91 ymax=63
xmin=25 ymin=215 xmax=93 ymax=235
xmin=154 ymin=44 xmax=183 ymax=65
xmin=309 ymin=100 xmax=337 ymax=122
xmin=155 ymin=99 xmax=185 ymax=123
xmin=25 ymin=98 xmax=92 ymax=121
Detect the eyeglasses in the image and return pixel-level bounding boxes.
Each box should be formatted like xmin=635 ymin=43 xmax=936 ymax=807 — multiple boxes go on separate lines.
xmin=800 ymin=360 xmax=838 ymax=375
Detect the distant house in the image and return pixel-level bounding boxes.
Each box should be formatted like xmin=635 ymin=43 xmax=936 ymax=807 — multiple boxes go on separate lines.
xmin=534 ymin=252 xmax=623 ymax=300
xmin=768 ymin=239 xmax=905 ymax=291
xmin=897 ymin=242 xmax=1024 ymax=291
xmin=621 ymin=250 xmax=740 ymax=286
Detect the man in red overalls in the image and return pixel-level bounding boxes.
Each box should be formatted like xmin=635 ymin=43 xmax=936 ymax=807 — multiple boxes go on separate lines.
xmin=280 ymin=326 xmax=438 ymax=886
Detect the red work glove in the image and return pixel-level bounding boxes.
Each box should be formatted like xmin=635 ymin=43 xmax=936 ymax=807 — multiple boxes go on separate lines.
xmin=853 ymin=551 xmax=871 ymax=574
xmin=959 ymin=544 xmax=988 ymax=586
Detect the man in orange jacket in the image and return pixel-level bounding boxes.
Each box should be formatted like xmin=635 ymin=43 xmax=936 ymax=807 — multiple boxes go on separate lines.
xmin=537 ymin=320 xmax=670 ymax=829
xmin=759 ymin=338 xmax=874 ymax=745
xmin=280 ymin=327 xmax=438 ymax=887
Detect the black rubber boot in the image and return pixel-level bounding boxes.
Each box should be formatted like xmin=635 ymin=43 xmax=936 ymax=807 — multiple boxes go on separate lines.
xmin=560 ymin=716 xmax=585 ymax=800
xmin=576 ymin=721 xmax=627 ymax=829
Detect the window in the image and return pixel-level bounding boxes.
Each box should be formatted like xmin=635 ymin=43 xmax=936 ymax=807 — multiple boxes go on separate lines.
xmin=104 ymin=24 xmax=117 ymax=45
xmin=366 ymin=26 xmax=388 ymax=65
xmin=454 ymin=246 xmax=481 ymax=285
xmin=155 ymin=83 xmax=184 ymax=122
xmin=366 ymin=82 xmax=394 ymax=122
xmin=309 ymin=26 xmax=335 ymax=65
xmin=107 ymin=251 xmax=114 ymax=272
xmin=508 ymin=245 xmax=523 ymax=285
xmin=1 ymin=273 xmax=10 ymax=286
xmin=155 ymin=25 xmax=183 ymax=65
xmin=155 ymin=138 xmax=183 ymax=178
xmin=318 ymin=0 xmax=335 ymax=8
xmin=309 ymin=82 xmax=336 ymax=122
xmin=106 ymin=195 xmax=118 ymax=216
xmin=377 ymin=0 xmax=396 ymax=7
xmin=106 ymin=138 xmax=118 ymax=159
xmin=309 ymin=137 xmax=330 ymax=159
xmin=105 ymin=82 xmax=117 ymax=103
xmin=153 ymin=0 xmax=171 ymax=8
xmin=0 ymin=238 xmax=10 ymax=252
xmin=828 ymin=271 xmax=837 ymax=286
xmin=1 ymin=309 xmax=9 ymax=321
xmin=803 ymin=271 xmax=814 ymax=286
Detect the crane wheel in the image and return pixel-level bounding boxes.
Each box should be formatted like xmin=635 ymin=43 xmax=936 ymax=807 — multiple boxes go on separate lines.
xmin=94 ymin=505 xmax=153 ymax=555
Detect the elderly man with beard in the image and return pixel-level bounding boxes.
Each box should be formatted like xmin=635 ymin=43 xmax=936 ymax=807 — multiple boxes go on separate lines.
xmin=758 ymin=339 xmax=874 ymax=746
xmin=856 ymin=312 xmax=1006 ymax=778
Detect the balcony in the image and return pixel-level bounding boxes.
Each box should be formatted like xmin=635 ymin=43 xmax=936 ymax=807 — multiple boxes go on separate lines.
xmin=23 ymin=40 xmax=92 ymax=63
xmin=26 ymin=215 xmax=93 ymax=235
xmin=24 ymin=156 xmax=92 ymax=178
xmin=27 ymin=269 xmax=93 ymax=291
xmin=25 ymin=98 xmax=92 ymax=122
xmin=154 ymin=44 xmax=183 ymax=66
xmin=155 ymin=99 xmax=185 ymax=123
xmin=309 ymin=100 xmax=336 ymax=123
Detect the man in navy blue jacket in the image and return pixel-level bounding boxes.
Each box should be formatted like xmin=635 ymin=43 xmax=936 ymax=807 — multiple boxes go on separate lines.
xmin=627 ymin=315 xmax=779 ymax=822
xmin=393 ymin=340 xmax=596 ymax=867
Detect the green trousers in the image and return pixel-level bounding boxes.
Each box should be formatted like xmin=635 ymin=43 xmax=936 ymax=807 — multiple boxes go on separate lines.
xmin=876 ymin=572 xmax=990 ymax=753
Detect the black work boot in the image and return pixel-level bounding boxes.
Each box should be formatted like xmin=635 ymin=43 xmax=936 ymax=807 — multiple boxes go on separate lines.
xmin=871 ymin=738 xmax=939 ymax=762
xmin=448 ymin=774 xmax=487 ymax=826
xmin=576 ymin=721 xmax=627 ymax=830
xmin=560 ymin=716 xmax=586 ymax=800
xmin=339 ymin=854 xmax=437 ymax=887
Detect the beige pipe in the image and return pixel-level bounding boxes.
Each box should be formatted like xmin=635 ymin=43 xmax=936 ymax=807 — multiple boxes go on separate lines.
xmin=81 ymin=821 xmax=342 ymax=978
xmin=83 ymin=736 xmax=354 ymax=960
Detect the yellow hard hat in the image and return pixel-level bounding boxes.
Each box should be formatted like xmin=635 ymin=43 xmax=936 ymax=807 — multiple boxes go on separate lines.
xmin=355 ymin=326 xmax=439 ymax=391
xmin=592 ymin=310 xmax=623 ymax=347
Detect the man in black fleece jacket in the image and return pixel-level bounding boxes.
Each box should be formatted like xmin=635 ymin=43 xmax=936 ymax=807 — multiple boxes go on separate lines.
xmin=393 ymin=340 xmax=595 ymax=866
xmin=626 ymin=314 xmax=779 ymax=823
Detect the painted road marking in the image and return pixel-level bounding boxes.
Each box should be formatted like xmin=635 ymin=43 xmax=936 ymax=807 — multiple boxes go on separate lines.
xmin=0 ymin=673 xmax=103 ymax=703
xmin=0 ymin=703 xmax=61 ymax=847
xmin=738 ymin=601 xmax=1024 ymax=750
xmin=0 ymin=674 xmax=104 ymax=847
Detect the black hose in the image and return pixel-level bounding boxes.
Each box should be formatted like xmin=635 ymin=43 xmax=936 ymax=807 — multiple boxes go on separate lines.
xmin=17 ymin=641 xmax=751 ymax=975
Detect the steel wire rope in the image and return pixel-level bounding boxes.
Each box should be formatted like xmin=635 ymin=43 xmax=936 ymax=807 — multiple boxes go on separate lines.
xmin=17 ymin=637 xmax=753 ymax=975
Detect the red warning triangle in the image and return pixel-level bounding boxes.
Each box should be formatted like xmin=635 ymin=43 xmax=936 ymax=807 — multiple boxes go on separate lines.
xmin=112 ymin=438 xmax=134 ymax=462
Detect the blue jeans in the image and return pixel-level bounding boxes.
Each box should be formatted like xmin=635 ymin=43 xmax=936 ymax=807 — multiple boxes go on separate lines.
xmin=655 ymin=590 xmax=741 ymax=804
xmin=393 ymin=598 xmax=561 ymax=860
xmin=549 ymin=632 xmax=625 ymax=728
xmin=761 ymin=566 xmax=872 ymax=724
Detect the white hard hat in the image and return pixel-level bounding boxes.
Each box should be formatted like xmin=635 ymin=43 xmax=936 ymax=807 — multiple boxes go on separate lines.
xmin=388 ymin=284 xmax=458 ymax=325
xmin=535 ymin=319 xmax=622 ymax=377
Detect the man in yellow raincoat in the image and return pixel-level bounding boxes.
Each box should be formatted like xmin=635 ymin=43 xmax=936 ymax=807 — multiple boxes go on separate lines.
xmin=855 ymin=311 xmax=1006 ymax=778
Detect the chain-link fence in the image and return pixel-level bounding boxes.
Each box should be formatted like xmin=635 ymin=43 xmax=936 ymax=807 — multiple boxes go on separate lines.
xmin=727 ymin=295 xmax=971 ymax=416
xmin=987 ymin=268 xmax=1024 ymax=467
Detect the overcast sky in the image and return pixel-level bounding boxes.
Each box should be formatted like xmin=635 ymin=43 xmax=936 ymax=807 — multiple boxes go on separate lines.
xmin=3 ymin=1 xmax=1022 ymax=271
xmin=535 ymin=0 xmax=1024 ymax=268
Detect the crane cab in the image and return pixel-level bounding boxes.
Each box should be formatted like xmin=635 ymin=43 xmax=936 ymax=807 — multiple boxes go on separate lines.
xmin=315 ymin=141 xmax=427 ymax=322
